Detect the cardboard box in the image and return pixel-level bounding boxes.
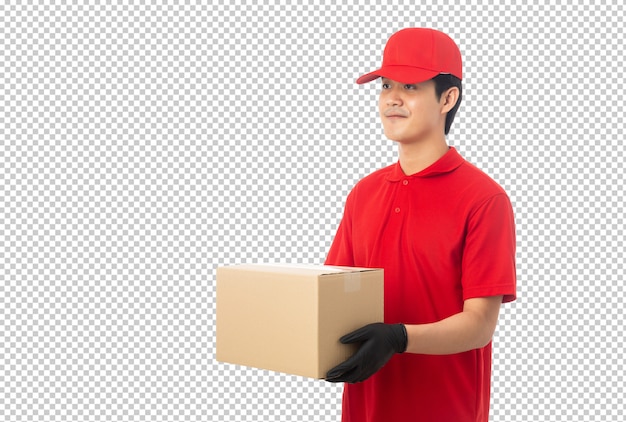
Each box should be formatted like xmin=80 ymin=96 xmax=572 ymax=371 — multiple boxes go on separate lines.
xmin=216 ymin=264 xmax=384 ymax=379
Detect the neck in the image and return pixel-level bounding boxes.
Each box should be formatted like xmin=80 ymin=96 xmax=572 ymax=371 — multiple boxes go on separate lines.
xmin=397 ymin=138 xmax=449 ymax=176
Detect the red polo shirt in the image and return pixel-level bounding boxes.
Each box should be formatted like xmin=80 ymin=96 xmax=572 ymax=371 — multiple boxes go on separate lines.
xmin=325 ymin=147 xmax=516 ymax=422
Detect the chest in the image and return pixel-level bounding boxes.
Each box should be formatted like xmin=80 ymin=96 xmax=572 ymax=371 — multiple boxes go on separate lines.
xmin=351 ymin=180 xmax=470 ymax=260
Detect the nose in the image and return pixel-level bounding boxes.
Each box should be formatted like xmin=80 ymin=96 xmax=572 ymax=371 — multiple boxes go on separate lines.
xmin=388 ymin=98 xmax=401 ymax=107
xmin=386 ymin=89 xmax=402 ymax=107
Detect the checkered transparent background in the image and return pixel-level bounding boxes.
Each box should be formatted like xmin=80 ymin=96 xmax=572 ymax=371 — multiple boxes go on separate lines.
xmin=1 ymin=1 xmax=624 ymax=421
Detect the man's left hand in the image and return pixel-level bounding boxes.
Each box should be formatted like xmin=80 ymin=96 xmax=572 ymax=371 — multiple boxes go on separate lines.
xmin=325 ymin=322 xmax=407 ymax=384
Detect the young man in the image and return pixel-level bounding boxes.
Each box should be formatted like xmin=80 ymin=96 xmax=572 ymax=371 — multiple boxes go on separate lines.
xmin=324 ymin=28 xmax=517 ymax=422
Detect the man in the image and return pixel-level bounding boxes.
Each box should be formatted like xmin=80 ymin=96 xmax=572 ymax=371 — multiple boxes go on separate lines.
xmin=324 ymin=28 xmax=517 ymax=422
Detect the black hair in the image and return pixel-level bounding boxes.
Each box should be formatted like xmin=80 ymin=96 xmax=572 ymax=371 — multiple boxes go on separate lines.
xmin=432 ymin=74 xmax=462 ymax=135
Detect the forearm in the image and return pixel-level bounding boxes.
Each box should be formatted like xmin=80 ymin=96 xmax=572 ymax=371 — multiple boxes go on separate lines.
xmin=404 ymin=296 xmax=502 ymax=355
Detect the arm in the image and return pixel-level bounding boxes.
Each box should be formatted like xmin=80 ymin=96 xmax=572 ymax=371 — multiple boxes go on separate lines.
xmin=325 ymin=189 xmax=355 ymax=266
xmin=405 ymin=295 xmax=503 ymax=355
xmin=326 ymin=296 xmax=503 ymax=383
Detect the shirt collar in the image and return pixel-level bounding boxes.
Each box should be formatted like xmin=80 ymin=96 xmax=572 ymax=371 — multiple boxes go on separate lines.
xmin=386 ymin=147 xmax=465 ymax=182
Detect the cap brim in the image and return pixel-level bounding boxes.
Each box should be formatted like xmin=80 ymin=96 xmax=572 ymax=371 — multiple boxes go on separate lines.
xmin=356 ymin=66 xmax=441 ymax=85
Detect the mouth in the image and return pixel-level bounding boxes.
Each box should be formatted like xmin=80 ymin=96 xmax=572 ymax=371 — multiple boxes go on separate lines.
xmin=384 ymin=110 xmax=408 ymax=119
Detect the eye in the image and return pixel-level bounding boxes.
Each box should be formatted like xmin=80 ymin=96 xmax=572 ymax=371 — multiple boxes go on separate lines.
xmin=382 ymin=82 xmax=391 ymax=89
xmin=404 ymin=84 xmax=417 ymax=90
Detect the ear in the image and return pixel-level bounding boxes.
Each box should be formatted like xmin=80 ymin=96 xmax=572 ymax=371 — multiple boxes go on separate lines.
xmin=440 ymin=87 xmax=460 ymax=114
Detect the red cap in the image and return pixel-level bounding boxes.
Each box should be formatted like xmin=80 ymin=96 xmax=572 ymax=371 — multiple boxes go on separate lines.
xmin=356 ymin=28 xmax=462 ymax=85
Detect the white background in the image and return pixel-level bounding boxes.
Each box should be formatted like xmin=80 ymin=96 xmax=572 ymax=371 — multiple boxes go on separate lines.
xmin=1 ymin=1 xmax=624 ymax=421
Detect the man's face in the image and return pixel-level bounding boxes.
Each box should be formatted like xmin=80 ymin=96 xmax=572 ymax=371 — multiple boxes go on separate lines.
xmin=378 ymin=78 xmax=446 ymax=144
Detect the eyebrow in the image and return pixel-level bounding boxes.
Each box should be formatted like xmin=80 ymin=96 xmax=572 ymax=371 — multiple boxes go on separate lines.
xmin=381 ymin=78 xmax=418 ymax=85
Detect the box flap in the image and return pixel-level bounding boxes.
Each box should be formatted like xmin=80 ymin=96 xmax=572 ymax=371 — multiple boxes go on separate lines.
xmin=223 ymin=263 xmax=380 ymax=276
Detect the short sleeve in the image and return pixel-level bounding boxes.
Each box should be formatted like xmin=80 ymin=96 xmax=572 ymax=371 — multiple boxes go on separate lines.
xmin=461 ymin=193 xmax=517 ymax=303
xmin=325 ymin=188 xmax=356 ymax=267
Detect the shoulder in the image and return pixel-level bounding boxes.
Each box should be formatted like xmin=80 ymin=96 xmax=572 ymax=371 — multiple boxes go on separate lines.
xmin=343 ymin=162 xmax=397 ymax=205
xmin=442 ymin=158 xmax=513 ymax=220
xmin=354 ymin=163 xmax=397 ymax=190
xmin=455 ymin=160 xmax=509 ymax=198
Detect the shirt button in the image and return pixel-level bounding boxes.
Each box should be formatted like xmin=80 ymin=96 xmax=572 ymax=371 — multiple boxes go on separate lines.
xmin=395 ymin=207 xmax=401 ymax=213
xmin=403 ymin=180 xmax=409 ymax=186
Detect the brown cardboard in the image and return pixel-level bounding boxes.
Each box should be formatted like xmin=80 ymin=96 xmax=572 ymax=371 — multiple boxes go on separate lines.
xmin=216 ymin=264 xmax=384 ymax=379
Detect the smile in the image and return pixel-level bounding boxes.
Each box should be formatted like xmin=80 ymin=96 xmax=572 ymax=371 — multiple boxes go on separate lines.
xmin=384 ymin=110 xmax=409 ymax=119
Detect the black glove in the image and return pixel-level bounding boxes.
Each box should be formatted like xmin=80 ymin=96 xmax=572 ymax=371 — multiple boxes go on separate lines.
xmin=325 ymin=322 xmax=407 ymax=384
